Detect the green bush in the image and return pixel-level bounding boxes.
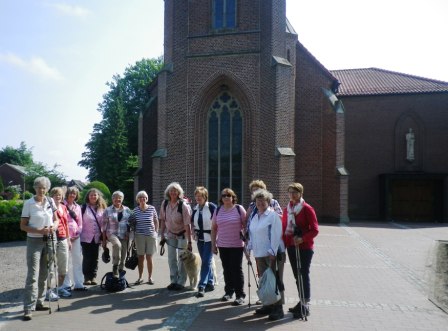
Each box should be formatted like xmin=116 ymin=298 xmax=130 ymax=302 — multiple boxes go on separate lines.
xmin=0 ymin=218 xmax=26 ymax=242
xmin=79 ymin=181 xmax=111 ymax=204
xmin=4 ymin=185 xmax=21 ymax=200
xmin=0 ymin=200 xmax=26 ymax=242
xmin=0 ymin=200 xmax=23 ymax=217
xmin=23 ymin=191 xmax=33 ymax=199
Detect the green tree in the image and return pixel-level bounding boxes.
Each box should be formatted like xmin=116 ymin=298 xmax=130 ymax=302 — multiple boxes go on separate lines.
xmin=25 ymin=162 xmax=67 ymax=192
xmin=79 ymin=57 xmax=162 ymax=204
xmin=79 ymin=181 xmax=111 ymax=204
xmin=0 ymin=142 xmax=34 ymax=166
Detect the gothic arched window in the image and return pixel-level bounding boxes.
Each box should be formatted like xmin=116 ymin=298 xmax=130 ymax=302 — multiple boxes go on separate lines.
xmin=207 ymin=91 xmax=243 ymax=202
xmin=212 ymin=0 xmax=236 ymax=30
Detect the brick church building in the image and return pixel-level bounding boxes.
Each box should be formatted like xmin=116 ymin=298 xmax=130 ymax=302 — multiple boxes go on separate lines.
xmin=137 ymin=0 xmax=347 ymax=223
xmin=136 ymin=0 xmax=448 ymax=222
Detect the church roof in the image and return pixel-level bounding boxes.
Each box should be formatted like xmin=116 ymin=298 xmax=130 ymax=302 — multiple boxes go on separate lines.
xmin=286 ymin=18 xmax=297 ymax=35
xmin=296 ymin=40 xmax=338 ymax=85
xmin=330 ymin=68 xmax=448 ymax=96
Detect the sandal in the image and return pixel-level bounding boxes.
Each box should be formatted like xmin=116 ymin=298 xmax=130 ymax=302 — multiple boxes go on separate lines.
xmin=147 ymin=279 xmax=154 ymax=285
xmin=134 ymin=279 xmax=144 ymax=285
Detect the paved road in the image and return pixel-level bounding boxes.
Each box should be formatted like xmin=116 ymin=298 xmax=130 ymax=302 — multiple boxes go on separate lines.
xmin=1 ymin=222 xmax=448 ymax=330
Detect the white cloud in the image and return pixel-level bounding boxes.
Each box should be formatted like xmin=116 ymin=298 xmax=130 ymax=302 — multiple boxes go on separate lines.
xmin=0 ymin=52 xmax=63 ymax=81
xmin=47 ymin=2 xmax=91 ymax=18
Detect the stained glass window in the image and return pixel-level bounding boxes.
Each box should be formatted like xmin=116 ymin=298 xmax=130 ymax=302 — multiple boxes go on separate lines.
xmin=207 ymin=91 xmax=243 ymax=203
xmin=213 ymin=0 xmax=236 ymax=30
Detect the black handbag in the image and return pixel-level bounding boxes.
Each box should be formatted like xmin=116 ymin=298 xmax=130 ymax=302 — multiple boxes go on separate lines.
xmin=125 ymin=240 xmax=138 ymax=270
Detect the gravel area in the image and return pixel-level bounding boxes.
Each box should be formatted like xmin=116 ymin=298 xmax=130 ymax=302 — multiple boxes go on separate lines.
xmin=0 ymin=241 xmax=27 ymax=312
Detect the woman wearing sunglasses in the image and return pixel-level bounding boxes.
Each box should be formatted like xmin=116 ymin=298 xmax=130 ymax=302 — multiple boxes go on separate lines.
xmin=211 ymin=188 xmax=247 ymax=306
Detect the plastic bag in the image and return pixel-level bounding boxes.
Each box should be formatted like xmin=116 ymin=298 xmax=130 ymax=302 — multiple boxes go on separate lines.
xmin=256 ymin=267 xmax=281 ymax=305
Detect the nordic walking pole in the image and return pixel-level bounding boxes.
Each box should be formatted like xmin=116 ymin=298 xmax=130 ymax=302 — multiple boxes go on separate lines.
xmin=248 ymin=259 xmax=252 ymax=307
xmin=248 ymin=260 xmax=259 ymax=288
xmin=50 ymin=231 xmax=61 ymax=312
xmin=45 ymin=232 xmax=52 ymax=314
xmin=293 ymin=224 xmax=307 ymax=321
xmin=295 ymin=246 xmax=307 ymax=321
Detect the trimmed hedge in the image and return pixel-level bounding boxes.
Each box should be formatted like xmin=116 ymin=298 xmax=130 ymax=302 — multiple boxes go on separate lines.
xmin=0 ymin=200 xmax=26 ymax=242
xmin=0 ymin=217 xmax=26 ymax=242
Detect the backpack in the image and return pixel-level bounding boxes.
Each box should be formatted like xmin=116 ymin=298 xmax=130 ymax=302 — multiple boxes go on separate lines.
xmin=191 ymin=202 xmax=217 ymax=237
xmin=163 ymin=199 xmax=184 ymax=214
xmin=100 ymin=270 xmax=129 ymax=292
xmin=216 ymin=204 xmax=242 ymax=217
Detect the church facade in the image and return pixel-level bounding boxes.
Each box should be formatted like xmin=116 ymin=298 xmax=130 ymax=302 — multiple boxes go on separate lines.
xmin=137 ymin=0 xmax=348 ymax=222
xmin=331 ymin=68 xmax=448 ymax=222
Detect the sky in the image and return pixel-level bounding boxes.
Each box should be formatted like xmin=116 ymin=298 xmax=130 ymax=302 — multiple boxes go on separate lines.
xmin=1 ymin=0 xmax=447 ymax=182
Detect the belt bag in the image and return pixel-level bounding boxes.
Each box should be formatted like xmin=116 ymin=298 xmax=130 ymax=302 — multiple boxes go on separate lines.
xmin=169 ymin=230 xmax=186 ymax=238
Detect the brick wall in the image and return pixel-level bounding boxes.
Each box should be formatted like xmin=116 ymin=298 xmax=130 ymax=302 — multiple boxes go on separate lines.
xmin=293 ymin=41 xmax=348 ymax=222
xmin=139 ymin=0 xmax=346 ymax=222
xmin=343 ymin=93 xmax=448 ymax=219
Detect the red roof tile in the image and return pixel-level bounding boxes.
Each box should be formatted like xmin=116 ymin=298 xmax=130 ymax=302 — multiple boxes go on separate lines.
xmin=330 ymin=68 xmax=448 ymax=96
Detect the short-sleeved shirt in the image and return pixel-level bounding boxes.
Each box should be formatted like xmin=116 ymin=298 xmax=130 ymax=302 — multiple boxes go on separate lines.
xmin=21 ymin=197 xmax=55 ymax=238
xmin=159 ymin=200 xmax=192 ymax=239
xmin=213 ymin=204 xmax=246 ymax=248
xmin=134 ymin=205 xmax=158 ymax=238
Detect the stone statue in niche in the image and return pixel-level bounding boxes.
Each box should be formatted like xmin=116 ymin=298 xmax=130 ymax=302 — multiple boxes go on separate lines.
xmin=406 ymin=128 xmax=415 ymax=162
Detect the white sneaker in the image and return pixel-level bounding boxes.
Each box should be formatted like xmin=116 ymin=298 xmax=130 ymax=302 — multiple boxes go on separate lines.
xmin=45 ymin=289 xmax=59 ymax=301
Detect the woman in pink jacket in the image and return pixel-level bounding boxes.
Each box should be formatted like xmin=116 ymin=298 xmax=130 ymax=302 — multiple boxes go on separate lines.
xmin=80 ymin=188 xmax=107 ymax=285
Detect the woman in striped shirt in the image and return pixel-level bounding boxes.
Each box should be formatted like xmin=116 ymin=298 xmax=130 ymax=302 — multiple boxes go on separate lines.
xmin=132 ymin=191 xmax=159 ymax=285
xmin=211 ymin=188 xmax=247 ymax=306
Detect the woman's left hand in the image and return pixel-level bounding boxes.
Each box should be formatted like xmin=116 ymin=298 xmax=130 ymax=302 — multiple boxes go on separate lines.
xmin=294 ymin=236 xmax=304 ymax=247
xmin=269 ymin=255 xmax=277 ymax=269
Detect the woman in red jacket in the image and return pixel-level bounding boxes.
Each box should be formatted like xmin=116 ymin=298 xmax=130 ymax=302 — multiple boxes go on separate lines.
xmin=282 ymin=183 xmax=319 ymax=318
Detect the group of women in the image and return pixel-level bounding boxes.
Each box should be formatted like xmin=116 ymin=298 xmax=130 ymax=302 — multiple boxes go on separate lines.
xmin=206 ymin=180 xmax=319 ymax=321
xmin=20 ymin=177 xmax=318 ymax=323
xmin=20 ymin=177 xmax=158 ymax=321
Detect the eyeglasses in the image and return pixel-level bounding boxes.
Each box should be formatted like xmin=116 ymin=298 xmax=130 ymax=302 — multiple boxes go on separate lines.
xmin=288 ymin=191 xmax=300 ymax=195
xmin=221 ymin=194 xmax=232 ymax=198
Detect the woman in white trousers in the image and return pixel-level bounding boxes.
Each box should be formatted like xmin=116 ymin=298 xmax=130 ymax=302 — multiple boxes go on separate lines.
xmin=62 ymin=186 xmax=86 ymax=291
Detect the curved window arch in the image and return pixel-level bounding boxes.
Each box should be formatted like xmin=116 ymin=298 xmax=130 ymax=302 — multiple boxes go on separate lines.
xmin=207 ymin=91 xmax=243 ymax=202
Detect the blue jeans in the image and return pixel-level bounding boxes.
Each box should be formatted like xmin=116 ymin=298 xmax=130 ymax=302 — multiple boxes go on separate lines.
xmin=287 ymin=246 xmax=314 ymax=301
xmin=197 ymin=241 xmax=214 ymax=289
